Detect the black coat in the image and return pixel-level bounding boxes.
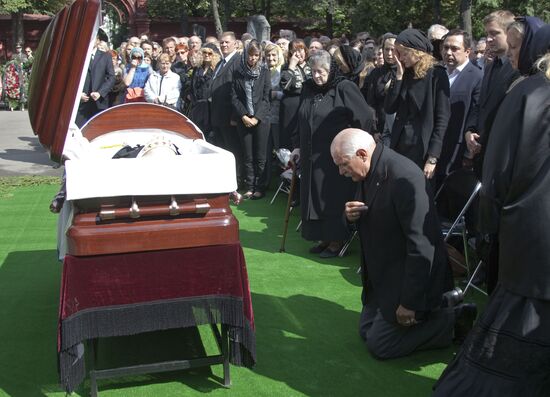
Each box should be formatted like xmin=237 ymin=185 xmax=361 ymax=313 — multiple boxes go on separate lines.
xmin=231 ymin=62 xmax=271 ymax=124
xmin=480 ymin=72 xmax=550 ymax=300
xmin=295 ymin=79 xmax=375 ymax=224
xmin=437 ymin=61 xmax=483 ymax=178
xmin=363 ymin=64 xmax=397 ymax=134
xmin=210 ymin=53 xmax=239 ymax=128
xmin=356 ymin=143 xmax=453 ymax=323
xmin=473 ymin=56 xmax=520 ymax=177
xmin=82 ymin=50 xmax=115 ymax=110
xmin=189 ymin=66 xmax=214 ymax=133
xmin=385 ymin=65 xmax=450 ymax=167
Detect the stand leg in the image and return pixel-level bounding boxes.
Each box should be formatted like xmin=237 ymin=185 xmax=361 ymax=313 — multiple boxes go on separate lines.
xmin=221 ymin=325 xmax=231 ymax=387
xmin=88 ymin=339 xmax=98 ymax=397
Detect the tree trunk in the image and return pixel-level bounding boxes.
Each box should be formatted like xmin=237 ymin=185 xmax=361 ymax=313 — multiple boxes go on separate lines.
xmin=265 ymin=0 xmax=271 ymax=22
xmin=433 ymin=0 xmax=441 ymax=23
xmin=222 ymin=0 xmax=230 ymax=31
xmin=211 ymin=0 xmax=223 ymax=37
xmin=459 ymin=0 xmax=473 ymax=39
xmin=11 ymin=12 xmax=24 ymax=49
xmin=326 ymin=0 xmax=334 ymax=37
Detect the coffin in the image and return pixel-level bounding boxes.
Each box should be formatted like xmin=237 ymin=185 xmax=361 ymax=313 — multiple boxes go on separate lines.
xmin=28 ymin=0 xmax=239 ymax=256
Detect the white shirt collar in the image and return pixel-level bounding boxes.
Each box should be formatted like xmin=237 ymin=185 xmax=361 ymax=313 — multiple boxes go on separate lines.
xmin=447 ymin=59 xmax=469 ymax=76
xmin=223 ymin=50 xmax=237 ymax=63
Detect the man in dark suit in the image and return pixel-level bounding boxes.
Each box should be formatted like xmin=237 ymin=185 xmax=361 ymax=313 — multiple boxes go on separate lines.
xmin=331 ymin=128 xmax=476 ymax=359
xmin=209 ymin=31 xmax=242 ymax=179
xmin=463 ymin=11 xmax=520 ymax=294
xmin=464 ymin=11 xmax=520 ymax=178
xmin=76 ymin=29 xmax=115 ymax=128
xmin=436 ymin=29 xmax=483 ymax=187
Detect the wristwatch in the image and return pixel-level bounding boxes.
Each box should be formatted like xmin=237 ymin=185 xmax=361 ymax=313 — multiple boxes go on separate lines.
xmin=427 ymin=157 xmax=438 ymax=165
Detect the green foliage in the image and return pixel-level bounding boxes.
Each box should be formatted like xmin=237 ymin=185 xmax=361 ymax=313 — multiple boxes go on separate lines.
xmin=147 ymin=0 xmax=211 ymax=20
xmin=0 ymin=0 xmax=70 ymax=14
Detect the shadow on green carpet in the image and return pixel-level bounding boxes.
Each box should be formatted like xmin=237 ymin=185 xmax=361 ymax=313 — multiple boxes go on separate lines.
xmin=0 ymin=181 xmax=476 ymax=397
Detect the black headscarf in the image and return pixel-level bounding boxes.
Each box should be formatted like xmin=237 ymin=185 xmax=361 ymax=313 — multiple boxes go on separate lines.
xmin=308 ymin=55 xmax=345 ymax=95
xmin=338 ymin=45 xmax=365 ymax=84
xmin=529 ymin=23 xmax=550 ymax=72
xmin=396 ymin=28 xmax=433 ymax=54
xmin=517 ymin=16 xmax=546 ymax=75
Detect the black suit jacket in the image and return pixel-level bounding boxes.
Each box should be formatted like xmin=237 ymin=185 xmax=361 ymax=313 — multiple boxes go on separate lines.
xmin=473 ymin=56 xmax=520 ymax=177
xmin=82 ymin=49 xmax=115 ymax=111
xmin=210 ymin=52 xmax=239 ymax=128
xmin=438 ymin=61 xmax=483 ymax=177
xmin=356 ymin=144 xmax=453 ymax=323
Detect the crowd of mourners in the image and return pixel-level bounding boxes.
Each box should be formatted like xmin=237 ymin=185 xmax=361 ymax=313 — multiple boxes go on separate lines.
xmin=0 ymin=41 xmax=34 ymax=110
xmin=49 ymin=9 xmax=550 ymax=395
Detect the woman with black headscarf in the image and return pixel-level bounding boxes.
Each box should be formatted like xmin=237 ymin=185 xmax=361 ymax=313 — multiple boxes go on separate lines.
xmin=385 ymin=28 xmax=450 ymax=179
xmin=433 ymin=23 xmax=550 ymax=397
xmin=231 ymin=40 xmax=271 ymax=199
xmin=333 ymin=45 xmax=365 ymax=86
xmin=291 ymin=50 xmax=375 ymax=257
xmin=363 ymin=33 xmax=398 ymax=141
xmin=506 ymin=16 xmax=545 ymax=77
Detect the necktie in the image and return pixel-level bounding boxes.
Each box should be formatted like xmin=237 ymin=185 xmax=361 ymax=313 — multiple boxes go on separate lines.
xmin=214 ymin=58 xmax=226 ymax=78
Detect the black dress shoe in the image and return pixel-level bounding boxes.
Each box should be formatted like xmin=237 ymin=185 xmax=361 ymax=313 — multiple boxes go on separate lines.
xmin=319 ymin=247 xmax=341 ymax=258
xmin=453 ymin=303 xmax=477 ymax=344
xmin=309 ymin=242 xmax=329 ymax=254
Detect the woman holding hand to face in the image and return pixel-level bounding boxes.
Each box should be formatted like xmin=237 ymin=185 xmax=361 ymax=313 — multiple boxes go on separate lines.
xmin=384 ymin=29 xmax=450 ymax=179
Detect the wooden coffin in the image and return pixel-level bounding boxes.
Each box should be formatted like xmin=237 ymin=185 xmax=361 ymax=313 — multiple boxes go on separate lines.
xmin=27 ymin=1 xmax=239 ymax=257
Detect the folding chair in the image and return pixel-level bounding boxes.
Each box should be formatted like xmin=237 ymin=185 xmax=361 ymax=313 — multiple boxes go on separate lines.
xmin=435 ymin=169 xmax=487 ymax=296
xmin=270 ymin=168 xmax=293 ymax=204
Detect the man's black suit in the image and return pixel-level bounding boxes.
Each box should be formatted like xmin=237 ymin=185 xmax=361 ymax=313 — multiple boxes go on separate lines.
xmin=437 ymin=61 xmax=483 ymax=181
xmin=76 ymin=49 xmax=115 ymax=128
xmin=356 ymin=143 xmax=455 ymax=359
xmin=210 ymin=53 xmax=242 ymax=172
xmin=472 ymin=56 xmax=519 ymax=178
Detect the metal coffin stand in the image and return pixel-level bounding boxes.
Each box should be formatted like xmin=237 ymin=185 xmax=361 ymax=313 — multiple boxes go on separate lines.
xmin=87 ymin=324 xmax=231 ymax=397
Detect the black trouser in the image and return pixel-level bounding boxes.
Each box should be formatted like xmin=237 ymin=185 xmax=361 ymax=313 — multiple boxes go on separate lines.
xmin=237 ymin=120 xmax=269 ymax=193
xmin=213 ymin=124 xmax=242 ymax=182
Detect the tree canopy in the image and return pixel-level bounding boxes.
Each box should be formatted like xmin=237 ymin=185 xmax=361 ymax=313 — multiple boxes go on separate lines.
xmin=147 ymin=0 xmax=549 ymax=39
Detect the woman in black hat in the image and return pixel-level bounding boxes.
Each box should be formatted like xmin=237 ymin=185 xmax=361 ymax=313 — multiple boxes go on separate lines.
xmin=384 ymin=28 xmax=450 ymax=179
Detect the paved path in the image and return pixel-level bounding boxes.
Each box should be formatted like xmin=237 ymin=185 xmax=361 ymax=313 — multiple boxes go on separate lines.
xmin=0 ymin=110 xmax=63 ymax=177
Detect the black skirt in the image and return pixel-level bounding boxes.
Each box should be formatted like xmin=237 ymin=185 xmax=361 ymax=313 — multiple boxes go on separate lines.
xmin=433 ymin=284 xmax=550 ymax=397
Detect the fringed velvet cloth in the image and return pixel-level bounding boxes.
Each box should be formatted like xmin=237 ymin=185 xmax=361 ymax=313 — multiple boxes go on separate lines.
xmin=57 ymin=243 xmax=255 ymax=393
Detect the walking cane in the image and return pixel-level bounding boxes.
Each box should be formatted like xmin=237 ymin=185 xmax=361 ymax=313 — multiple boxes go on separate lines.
xmin=279 ymin=167 xmax=297 ymax=253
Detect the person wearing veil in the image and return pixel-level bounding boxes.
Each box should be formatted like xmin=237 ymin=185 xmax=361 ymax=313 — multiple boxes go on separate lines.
xmin=231 ymin=40 xmax=271 ymax=199
xmin=291 ymin=50 xmax=375 ymax=258
xmin=384 ymin=28 xmax=450 ymax=179
xmin=333 ymin=45 xmax=365 ymax=86
xmin=363 ymin=33 xmax=398 ymax=142
xmin=433 ymin=23 xmax=550 ymax=397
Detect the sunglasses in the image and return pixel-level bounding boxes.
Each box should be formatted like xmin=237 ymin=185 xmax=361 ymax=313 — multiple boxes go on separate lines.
xmin=132 ymin=56 xmax=142 ymax=60
xmin=202 ymin=51 xmax=213 ymax=55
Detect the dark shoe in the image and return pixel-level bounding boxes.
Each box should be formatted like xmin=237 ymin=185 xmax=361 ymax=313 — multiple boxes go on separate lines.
xmin=242 ymin=191 xmax=254 ymax=199
xmin=309 ymin=242 xmax=329 ymax=254
xmin=319 ymin=247 xmax=341 ymax=258
xmin=251 ymin=191 xmax=265 ymax=200
xmin=453 ymin=303 xmax=477 ymax=344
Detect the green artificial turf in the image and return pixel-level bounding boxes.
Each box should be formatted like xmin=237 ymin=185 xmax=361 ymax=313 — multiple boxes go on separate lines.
xmin=0 ymin=177 xmax=485 ymax=397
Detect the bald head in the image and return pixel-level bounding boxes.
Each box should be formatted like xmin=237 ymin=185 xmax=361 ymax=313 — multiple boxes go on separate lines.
xmin=331 ymin=129 xmax=376 ymax=182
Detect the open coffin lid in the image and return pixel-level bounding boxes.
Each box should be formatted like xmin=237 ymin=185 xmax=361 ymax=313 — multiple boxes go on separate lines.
xmin=29 ymin=0 xmax=239 ymax=257
xmin=28 ymin=0 xmax=237 ymax=200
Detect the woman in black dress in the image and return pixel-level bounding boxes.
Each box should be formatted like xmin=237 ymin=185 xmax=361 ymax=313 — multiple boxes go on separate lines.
xmin=433 ymin=26 xmax=550 ymax=397
xmin=293 ymin=50 xmax=375 ymax=258
xmin=384 ymin=29 xmax=450 ymax=179
xmin=279 ymin=39 xmax=311 ymax=150
xmin=188 ymin=43 xmax=220 ymax=139
xmin=231 ymin=40 xmax=271 ymax=199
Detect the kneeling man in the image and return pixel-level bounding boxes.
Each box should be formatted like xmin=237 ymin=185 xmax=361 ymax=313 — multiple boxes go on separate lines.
xmin=331 ymin=128 xmax=475 ymax=359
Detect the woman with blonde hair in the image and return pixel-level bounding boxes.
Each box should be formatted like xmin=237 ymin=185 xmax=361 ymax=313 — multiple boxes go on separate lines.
xmin=188 ymin=43 xmax=221 ymax=138
xmin=384 ymin=28 xmax=450 ymax=178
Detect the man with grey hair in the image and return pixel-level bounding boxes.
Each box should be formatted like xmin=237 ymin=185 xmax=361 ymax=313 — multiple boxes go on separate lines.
xmin=331 ymin=128 xmax=476 ymax=359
